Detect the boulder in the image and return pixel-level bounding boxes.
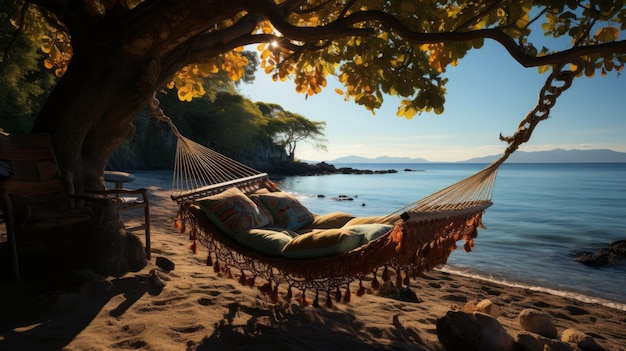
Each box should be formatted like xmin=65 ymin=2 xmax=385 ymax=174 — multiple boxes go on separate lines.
xmin=561 ymin=329 xmax=604 ymax=351
xmin=519 ymin=308 xmax=557 ymax=339
xmin=437 ymin=311 xmax=514 ymax=351
xmin=516 ymin=333 xmax=576 ymax=351
xmin=476 ymin=299 xmax=501 ymax=318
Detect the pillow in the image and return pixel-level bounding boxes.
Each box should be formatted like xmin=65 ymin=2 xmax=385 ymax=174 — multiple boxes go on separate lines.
xmin=343 ymin=224 xmax=393 ymax=242
xmin=301 ymin=212 xmax=355 ymax=230
xmin=258 ymin=192 xmax=314 ymax=231
xmin=235 ymin=229 xmax=293 ymax=257
xmin=344 ymin=215 xmax=401 ymax=226
xmin=281 ymin=228 xmax=365 ymax=259
xmin=248 ymin=194 xmax=274 ymax=226
xmin=197 ymin=187 xmax=270 ymax=234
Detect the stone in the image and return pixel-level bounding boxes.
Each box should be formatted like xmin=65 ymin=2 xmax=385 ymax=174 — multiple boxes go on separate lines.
xmin=437 ymin=311 xmax=514 ymax=351
xmin=476 ymin=299 xmax=501 ymax=318
xmin=561 ymin=329 xmax=604 ymax=351
xmin=519 ymin=308 xmax=558 ymax=339
xmin=515 ymin=332 xmax=545 ymax=351
xmin=156 ymin=256 xmax=175 ymax=271
xmin=149 ymin=268 xmax=166 ymax=288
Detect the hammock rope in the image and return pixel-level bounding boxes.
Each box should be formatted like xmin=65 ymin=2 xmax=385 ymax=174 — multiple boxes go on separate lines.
xmin=152 ymin=62 xmax=580 ymax=305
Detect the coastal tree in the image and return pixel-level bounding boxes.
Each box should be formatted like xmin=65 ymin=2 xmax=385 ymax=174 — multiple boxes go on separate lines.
xmin=2 ymin=0 xmax=624 ymax=276
xmin=257 ymin=102 xmax=327 ymax=161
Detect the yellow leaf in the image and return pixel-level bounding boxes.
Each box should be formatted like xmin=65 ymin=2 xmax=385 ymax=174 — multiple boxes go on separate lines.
xmin=538 ymin=65 xmax=550 ymax=74
xmin=334 ymin=88 xmax=344 ymax=95
xmin=596 ymin=26 xmax=619 ymax=43
xmin=44 ymin=58 xmax=54 ymax=69
xmin=261 ymin=48 xmax=270 ymax=59
xmin=178 ymin=85 xmax=192 ymax=102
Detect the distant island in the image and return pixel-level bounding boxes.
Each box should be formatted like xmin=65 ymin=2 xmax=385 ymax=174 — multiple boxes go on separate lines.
xmin=324 ymin=149 xmax=626 ymax=164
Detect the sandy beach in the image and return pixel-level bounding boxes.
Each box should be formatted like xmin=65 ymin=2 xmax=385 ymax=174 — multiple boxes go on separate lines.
xmin=1 ymin=171 xmax=625 ymax=350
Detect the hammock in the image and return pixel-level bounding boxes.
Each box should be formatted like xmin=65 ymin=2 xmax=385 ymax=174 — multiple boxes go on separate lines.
xmin=159 ymin=63 xmax=578 ymax=306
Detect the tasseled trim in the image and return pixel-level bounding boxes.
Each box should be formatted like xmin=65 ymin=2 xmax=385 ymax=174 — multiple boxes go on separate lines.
xmin=371 ymin=275 xmax=380 ymax=291
xmin=325 ymin=291 xmax=333 ymax=308
xmin=206 ymin=254 xmax=212 ymax=266
xmin=463 ymin=238 xmax=475 ymax=252
xmin=356 ymin=280 xmax=365 ymax=296
xmin=343 ymin=285 xmax=351 ymax=303
xmin=300 ymin=290 xmax=310 ymax=307
xmin=335 ymin=287 xmax=342 ymax=302
xmin=382 ymin=266 xmax=390 ymax=282
xmin=313 ymin=291 xmax=320 ymax=308
xmin=190 ymin=240 xmax=198 ymax=254
xmin=285 ymin=286 xmax=293 ymax=302
xmin=395 ymin=269 xmax=403 ymax=289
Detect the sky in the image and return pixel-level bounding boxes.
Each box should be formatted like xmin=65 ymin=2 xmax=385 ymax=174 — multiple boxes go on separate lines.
xmin=238 ymin=41 xmax=626 ymax=162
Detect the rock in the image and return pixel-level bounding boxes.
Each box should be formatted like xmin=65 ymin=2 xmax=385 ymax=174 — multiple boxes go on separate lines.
xmin=149 ymin=268 xmax=166 ymax=288
xmin=476 ymin=299 xmax=501 ymax=318
xmin=561 ymin=329 xmax=604 ymax=351
xmin=519 ymin=308 xmax=557 ymax=339
xmin=515 ymin=332 xmax=546 ymax=351
xmin=544 ymin=341 xmax=576 ymax=351
xmin=437 ymin=311 xmax=514 ymax=351
xmin=515 ymin=333 xmax=576 ymax=351
xmin=576 ymin=239 xmax=626 ymax=267
xmin=156 ymin=256 xmax=175 ymax=271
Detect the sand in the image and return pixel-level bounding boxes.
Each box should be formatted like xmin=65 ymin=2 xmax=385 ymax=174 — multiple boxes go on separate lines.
xmin=1 ymin=170 xmax=625 ymax=351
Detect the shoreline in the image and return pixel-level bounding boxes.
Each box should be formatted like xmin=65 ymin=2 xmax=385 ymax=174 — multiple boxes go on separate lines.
xmin=1 ymin=170 xmax=625 ymax=350
xmin=439 ymin=266 xmax=626 ymax=312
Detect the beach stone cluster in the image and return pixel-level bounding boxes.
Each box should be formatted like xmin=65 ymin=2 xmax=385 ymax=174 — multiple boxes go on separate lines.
xmin=436 ymin=300 xmax=606 ymax=351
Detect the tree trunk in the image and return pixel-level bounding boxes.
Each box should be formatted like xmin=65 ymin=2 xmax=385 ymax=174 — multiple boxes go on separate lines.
xmin=30 ymin=46 xmax=158 ymax=277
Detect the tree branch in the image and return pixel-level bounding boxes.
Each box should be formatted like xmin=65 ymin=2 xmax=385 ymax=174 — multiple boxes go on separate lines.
xmin=244 ymin=4 xmax=626 ymax=68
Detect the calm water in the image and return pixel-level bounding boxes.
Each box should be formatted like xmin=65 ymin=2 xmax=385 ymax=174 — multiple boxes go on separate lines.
xmin=276 ymin=163 xmax=626 ymax=308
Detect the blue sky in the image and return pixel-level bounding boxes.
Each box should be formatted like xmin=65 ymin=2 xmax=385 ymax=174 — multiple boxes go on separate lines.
xmin=239 ymin=41 xmax=626 ymax=162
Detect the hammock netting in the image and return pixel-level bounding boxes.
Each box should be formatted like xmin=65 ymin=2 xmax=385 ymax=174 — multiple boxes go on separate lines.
xmin=157 ymin=63 xmax=579 ymax=306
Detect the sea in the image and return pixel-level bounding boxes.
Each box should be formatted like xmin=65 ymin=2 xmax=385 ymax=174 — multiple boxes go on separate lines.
xmin=273 ymin=163 xmax=626 ymax=310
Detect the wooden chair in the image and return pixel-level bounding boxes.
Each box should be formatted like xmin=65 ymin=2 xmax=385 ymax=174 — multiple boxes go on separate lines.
xmin=0 ymin=133 xmax=91 ymax=282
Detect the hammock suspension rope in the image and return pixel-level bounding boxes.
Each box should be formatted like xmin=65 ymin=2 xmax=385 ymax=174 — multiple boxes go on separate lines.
xmin=150 ymin=62 xmax=580 ymax=305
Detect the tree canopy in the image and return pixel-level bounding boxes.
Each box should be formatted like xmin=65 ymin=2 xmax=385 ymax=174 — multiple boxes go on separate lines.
xmin=8 ymin=1 xmax=624 ymax=120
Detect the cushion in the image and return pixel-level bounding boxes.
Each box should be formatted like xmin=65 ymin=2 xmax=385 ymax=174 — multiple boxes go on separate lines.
xmin=197 ymin=187 xmax=271 ymax=234
xmin=281 ymin=228 xmax=365 ymax=259
xmin=235 ymin=229 xmax=293 ymax=257
xmin=258 ymin=192 xmax=314 ymax=231
xmin=301 ymin=212 xmax=355 ymax=230
xmin=248 ymin=194 xmax=274 ymax=225
xmin=344 ymin=224 xmax=393 ymax=242
xmin=344 ymin=215 xmax=401 ymax=226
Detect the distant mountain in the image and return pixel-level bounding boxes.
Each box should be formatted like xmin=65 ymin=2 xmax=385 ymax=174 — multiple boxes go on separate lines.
xmin=320 ymin=149 xmax=626 ymax=164
xmin=460 ymin=149 xmax=626 ymax=163
xmin=330 ymin=155 xmax=431 ymax=163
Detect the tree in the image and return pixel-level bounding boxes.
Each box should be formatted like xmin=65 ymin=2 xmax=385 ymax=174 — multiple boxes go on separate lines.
xmin=257 ymin=102 xmax=327 ymax=161
xmin=0 ymin=1 xmax=56 ymax=133
xmin=2 ymin=0 xmax=624 ymax=276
